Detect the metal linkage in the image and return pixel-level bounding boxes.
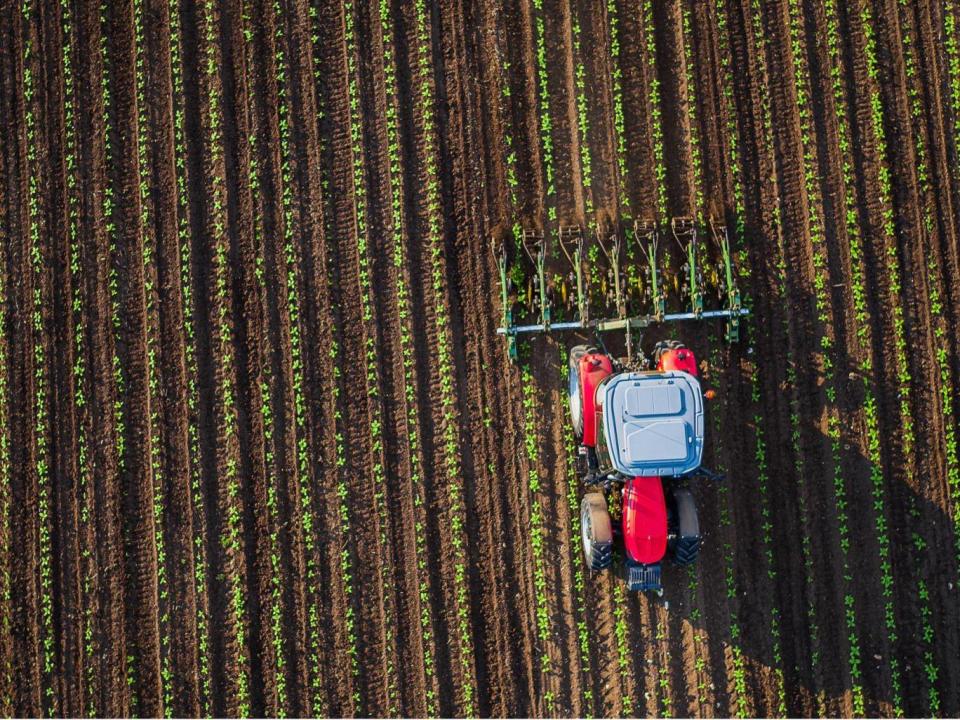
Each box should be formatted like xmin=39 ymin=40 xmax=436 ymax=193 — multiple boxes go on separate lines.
xmin=558 ymin=225 xmax=586 ymax=323
xmin=596 ymin=228 xmax=624 ymax=319
xmin=672 ymin=217 xmax=703 ymax=318
xmin=634 ymin=219 xmax=664 ymax=322
xmin=709 ymin=219 xmax=742 ymax=342
xmin=497 ymin=307 xmax=750 ymax=336
xmin=493 ymin=242 xmax=517 ymax=359
xmin=522 ymin=229 xmax=550 ymax=329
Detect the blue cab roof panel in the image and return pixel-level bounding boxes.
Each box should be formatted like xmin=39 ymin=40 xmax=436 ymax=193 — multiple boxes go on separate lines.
xmin=600 ymin=371 xmax=704 ymax=477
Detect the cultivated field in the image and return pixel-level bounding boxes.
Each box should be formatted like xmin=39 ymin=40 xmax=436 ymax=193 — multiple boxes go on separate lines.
xmin=1 ymin=0 xmax=959 ymax=717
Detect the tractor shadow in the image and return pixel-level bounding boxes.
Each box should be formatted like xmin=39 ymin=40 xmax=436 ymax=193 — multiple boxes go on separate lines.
xmin=528 ymin=328 xmax=960 ymax=718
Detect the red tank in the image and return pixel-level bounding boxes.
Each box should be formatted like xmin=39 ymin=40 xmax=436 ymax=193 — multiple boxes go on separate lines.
xmin=577 ymin=352 xmax=613 ymax=447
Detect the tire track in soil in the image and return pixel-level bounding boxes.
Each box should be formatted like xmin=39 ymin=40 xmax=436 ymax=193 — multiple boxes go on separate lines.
xmin=180 ymin=0 xmax=252 ymax=712
xmin=250 ymin=0 xmax=331 ymax=712
xmin=426 ymin=0 xmax=524 ymax=713
xmin=282 ymin=0 xmax=356 ymax=709
xmin=103 ymin=0 xmax=164 ymax=711
xmin=311 ymin=0 xmax=392 ymax=713
xmin=722 ymin=0 xmax=817 ymax=713
xmin=0 ymin=42 xmax=14 ymax=716
xmin=874 ymin=2 xmax=958 ymax=712
xmin=41 ymin=1 xmax=85 ymax=713
xmin=489 ymin=0 xmax=544 ymax=712
xmin=73 ymin=0 xmax=129 ymax=710
xmin=356 ymin=3 xmax=437 ymax=712
xmin=392 ymin=0 xmax=482 ymax=712
xmin=345 ymin=1 xmax=406 ymax=713
xmin=218 ymin=0 xmax=277 ymax=712
xmin=143 ymin=0 xmax=201 ymax=712
xmin=4 ymin=12 xmax=43 ymax=714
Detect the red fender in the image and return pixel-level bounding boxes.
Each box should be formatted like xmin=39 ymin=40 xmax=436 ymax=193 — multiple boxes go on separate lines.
xmin=622 ymin=476 xmax=667 ymax=564
xmin=578 ymin=353 xmax=613 ymax=447
xmin=657 ymin=347 xmax=698 ymax=376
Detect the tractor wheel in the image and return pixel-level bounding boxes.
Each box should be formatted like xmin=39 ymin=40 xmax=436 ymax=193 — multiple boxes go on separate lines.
xmin=581 ymin=492 xmax=613 ymax=570
xmin=653 ymin=339 xmax=685 ymax=365
xmin=568 ymin=345 xmax=592 ymax=440
xmin=667 ymin=487 xmax=700 ymax=565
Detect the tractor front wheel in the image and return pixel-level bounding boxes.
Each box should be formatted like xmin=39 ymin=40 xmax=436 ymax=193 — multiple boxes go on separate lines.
xmin=581 ymin=493 xmax=613 ymax=570
xmin=568 ymin=345 xmax=589 ymax=439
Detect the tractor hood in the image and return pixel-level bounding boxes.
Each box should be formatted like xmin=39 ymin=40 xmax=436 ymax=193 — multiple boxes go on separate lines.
xmin=600 ymin=371 xmax=704 ymax=477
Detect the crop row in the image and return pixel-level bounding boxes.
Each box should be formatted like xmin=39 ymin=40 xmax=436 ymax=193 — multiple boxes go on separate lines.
xmin=198 ymin=1 xmax=250 ymax=711
xmin=377 ymin=0 xmax=439 ymax=710
xmin=681 ymin=3 xmax=702 ymax=222
xmin=59 ymin=0 xmax=97 ymax=713
xmin=167 ymin=0 xmax=212 ymax=706
xmin=571 ymin=10 xmax=592 ymax=218
xmin=606 ymin=0 xmax=629 ymax=216
xmin=557 ymin=352 xmax=594 ymax=715
xmin=786 ymin=0 xmax=863 ymax=710
xmin=716 ymin=1 xmax=768 ymax=712
xmin=272 ymin=1 xmax=331 ymax=711
xmin=21 ymin=0 xmax=56 ymax=712
xmin=239 ymin=0 xmax=288 ymax=712
xmin=131 ymin=0 xmax=174 ymax=709
xmin=897 ymin=3 xmax=947 ymax=710
xmin=642 ymin=0 xmax=666 ymax=220
xmin=742 ymin=0 xmax=789 ymax=711
xmin=860 ymin=3 xmax=910 ymax=709
xmin=95 ymin=12 xmax=131 ymax=702
xmin=532 ymin=0 xmax=556 ymax=223
xmin=343 ymin=1 xmax=399 ymax=712
xmin=925 ymin=0 xmax=960 ymax=566
xmin=520 ymin=366 xmax=554 ymax=712
xmin=0 ymin=144 xmax=9 ymax=714
xmin=411 ymin=0 xmax=477 ymax=711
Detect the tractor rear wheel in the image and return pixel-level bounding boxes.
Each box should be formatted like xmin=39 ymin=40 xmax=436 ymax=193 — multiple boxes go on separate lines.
xmin=568 ymin=345 xmax=592 ymax=439
xmin=667 ymin=487 xmax=700 ymax=565
xmin=581 ymin=492 xmax=613 ymax=570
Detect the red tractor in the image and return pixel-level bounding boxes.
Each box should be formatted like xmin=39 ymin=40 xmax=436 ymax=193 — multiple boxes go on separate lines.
xmin=494 ymin=219 xmax=747 ymax=592
xmin=569 ymin=340 xmax=710 ymax=592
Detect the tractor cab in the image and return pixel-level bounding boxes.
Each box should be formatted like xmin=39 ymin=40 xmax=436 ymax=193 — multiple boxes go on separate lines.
xmin=595 ymin=371 xmax=705 ymax=479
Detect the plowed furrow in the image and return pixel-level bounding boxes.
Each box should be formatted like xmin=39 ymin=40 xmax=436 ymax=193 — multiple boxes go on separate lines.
xmin=242 ymin=19 xmax=315 ymax=719
xmin=312 ymin=1 xmax=391 ymax=713
xmin=218 ymin=0 xmax=276 ymax=713
xmin=143 ymin=1 xmax=201 ymax=713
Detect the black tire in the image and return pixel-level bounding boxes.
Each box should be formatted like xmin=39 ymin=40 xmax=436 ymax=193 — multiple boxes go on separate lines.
xmin=568 ymin=345 xmax=591 ymax=440
xmin=653 ymin=339 xmax=685 ymax=366
xmin=581 ymin=493 xmax=613 ymax=570
xmin=667 ymin=486 xmax=700 ymax=565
